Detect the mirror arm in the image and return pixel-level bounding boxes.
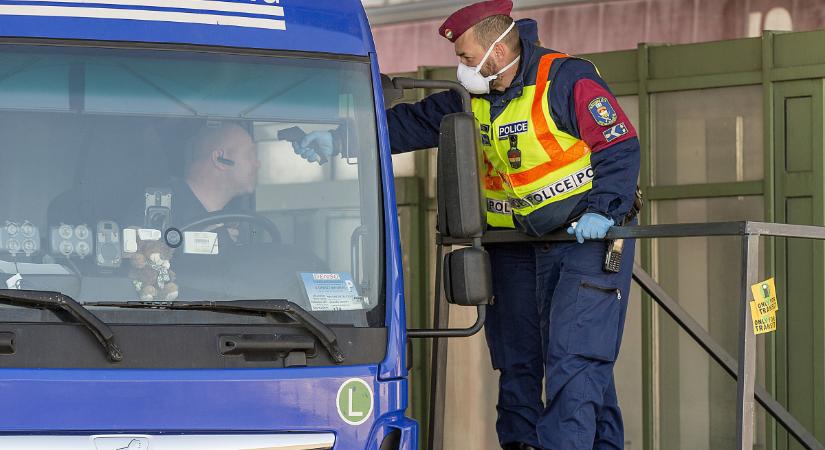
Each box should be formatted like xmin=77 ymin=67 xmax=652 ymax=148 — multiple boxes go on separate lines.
xmin=408 ymin=233 xmax=488 ymax=339
xmin=391 ymin=77 xmax=472 ymax=113
xmin=407 ymin=305 xmax=486 ymax=338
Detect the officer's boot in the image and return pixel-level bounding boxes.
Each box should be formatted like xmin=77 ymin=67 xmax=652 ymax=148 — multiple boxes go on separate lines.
xmin=502 ymin=443 xmax=539 ymax=450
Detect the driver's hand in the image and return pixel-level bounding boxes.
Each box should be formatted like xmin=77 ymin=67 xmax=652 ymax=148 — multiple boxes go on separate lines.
xmin=291 ymin=131 xmax=336 ymax=164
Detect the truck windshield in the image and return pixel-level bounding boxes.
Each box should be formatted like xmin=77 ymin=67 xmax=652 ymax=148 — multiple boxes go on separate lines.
xmin=0 ymin=44 xmax=383 ymax=327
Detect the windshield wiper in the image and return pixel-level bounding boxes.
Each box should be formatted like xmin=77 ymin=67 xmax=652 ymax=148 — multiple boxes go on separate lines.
xmin=0 ymin=290 xmax=123 ymax=362
xmin=85 ymin=299 xmax=345 ymax=364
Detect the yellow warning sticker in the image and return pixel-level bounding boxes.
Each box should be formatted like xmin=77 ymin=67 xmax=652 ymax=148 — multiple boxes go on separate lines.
xmin=750 ymin=301 xmax=777 ymax=335
xmin=750 ymin=278 xmax=778 ymax=316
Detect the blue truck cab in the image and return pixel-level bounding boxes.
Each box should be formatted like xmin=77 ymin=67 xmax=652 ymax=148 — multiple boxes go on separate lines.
xmin=0 ymin=1 xmax=484 ymax=448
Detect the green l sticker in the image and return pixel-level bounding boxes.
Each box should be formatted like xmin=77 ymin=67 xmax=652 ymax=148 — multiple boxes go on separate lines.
xmin=336 ymin=378 xmax=373 ymax=426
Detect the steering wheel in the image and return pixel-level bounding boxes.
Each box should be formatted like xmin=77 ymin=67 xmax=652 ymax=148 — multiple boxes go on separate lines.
xmin=178 ymin=212 xmax=282 ymax=244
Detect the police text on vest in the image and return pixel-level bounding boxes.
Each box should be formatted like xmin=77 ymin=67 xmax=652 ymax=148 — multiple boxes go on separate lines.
xmin=498 ymin=121 xmax=529 ymax=140
xmin=508 ymin=166 xmax=594 ymax=209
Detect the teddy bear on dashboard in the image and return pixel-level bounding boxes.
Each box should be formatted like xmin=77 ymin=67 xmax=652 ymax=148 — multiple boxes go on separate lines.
xmin=128 ymin=238 xmax=178 ymax=301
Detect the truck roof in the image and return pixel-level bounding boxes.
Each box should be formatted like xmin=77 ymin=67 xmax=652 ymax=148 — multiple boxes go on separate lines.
xmin=0 ymin=0 xmax=375 ymax=56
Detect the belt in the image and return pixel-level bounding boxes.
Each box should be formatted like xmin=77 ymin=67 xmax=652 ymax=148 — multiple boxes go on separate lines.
xmin=625 ymin=186 xmax=644 ymax=224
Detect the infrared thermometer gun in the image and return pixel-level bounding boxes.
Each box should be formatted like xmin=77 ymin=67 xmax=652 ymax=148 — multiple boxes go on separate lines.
xmin=278 ymin=126 xmax=329 ymax=165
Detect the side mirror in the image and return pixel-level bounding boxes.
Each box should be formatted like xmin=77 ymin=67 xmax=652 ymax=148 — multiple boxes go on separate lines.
xmin=443 ymin=247 xmax=492 ymax=306
xmin=437 ymin=112 xmax=486 ymax=239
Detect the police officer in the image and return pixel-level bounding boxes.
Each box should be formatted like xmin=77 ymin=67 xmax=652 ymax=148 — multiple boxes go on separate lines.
xmin=293 ymin=1 xmax=639 ymax=448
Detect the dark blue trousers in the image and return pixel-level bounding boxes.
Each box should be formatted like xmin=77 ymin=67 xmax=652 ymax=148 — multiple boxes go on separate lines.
xmin=484 ymin=238 xmax=635 ymax=450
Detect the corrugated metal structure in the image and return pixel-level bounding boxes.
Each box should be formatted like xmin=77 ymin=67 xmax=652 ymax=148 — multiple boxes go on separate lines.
xmin=389 ymin=28 xmax=825 ymax=450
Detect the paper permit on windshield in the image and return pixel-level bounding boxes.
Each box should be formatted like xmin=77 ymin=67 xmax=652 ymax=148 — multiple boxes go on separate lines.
xmin=299 ymin=272 xmax=368 ymax=311
xmin=5 ymin=273 xmax=21 ymax=289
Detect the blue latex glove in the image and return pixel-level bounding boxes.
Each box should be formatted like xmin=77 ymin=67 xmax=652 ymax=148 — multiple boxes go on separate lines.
xmin=567 ymin=213 xmax=614 ymax=244
xmin=291 ymin=130 xmax=336 ymax=164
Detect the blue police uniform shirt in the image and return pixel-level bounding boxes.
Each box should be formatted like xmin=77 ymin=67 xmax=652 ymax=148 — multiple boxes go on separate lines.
xmin=167 ymin=177 xmax=209 ymax=226
xmin=386 ymin=37 xmax=640 ymax=232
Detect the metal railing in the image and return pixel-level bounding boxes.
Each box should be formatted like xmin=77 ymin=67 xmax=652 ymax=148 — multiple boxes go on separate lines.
xmin=431 ymin=221 xmax=825 ymax=450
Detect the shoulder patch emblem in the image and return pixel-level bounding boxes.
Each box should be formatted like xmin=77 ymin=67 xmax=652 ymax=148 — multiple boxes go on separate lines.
xmin=603 ymin=123 xmax=628 ymax=143
xmin=588 ymin=97 xmax=617 ymax=126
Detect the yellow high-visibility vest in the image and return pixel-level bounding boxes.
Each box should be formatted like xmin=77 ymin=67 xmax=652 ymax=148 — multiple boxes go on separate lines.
xmin=481 ymin=151 xmax=514 ymax=228
xmin=473 ymin=53 xmax=593 ymax=225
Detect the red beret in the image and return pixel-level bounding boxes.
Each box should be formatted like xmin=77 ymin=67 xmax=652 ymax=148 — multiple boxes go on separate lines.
xmin=438 ymin=0 xmax=513 ymax=43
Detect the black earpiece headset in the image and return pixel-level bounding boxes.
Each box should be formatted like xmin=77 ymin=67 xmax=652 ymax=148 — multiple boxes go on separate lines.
xmin=217 ymin=151 xmax=235 ymax=166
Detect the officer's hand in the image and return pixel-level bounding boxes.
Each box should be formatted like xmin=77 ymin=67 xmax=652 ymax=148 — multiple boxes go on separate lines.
xmin=291 ymin=131 xmax=335 ymax=164
xmin=567 ymin=213 xmax=614 ymax=244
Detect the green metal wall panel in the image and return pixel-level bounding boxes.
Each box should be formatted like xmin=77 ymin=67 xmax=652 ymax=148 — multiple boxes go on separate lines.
xmin=773 ymin=31 xmax=825 ymax=69
xmin=648 ymin=38 xmax=762 ymax=80
xmin=785 ymin=197 xmax=815 ymax=450
xmin=762 ymin=31 xmax=779 ymax=450
xmin=581 ymin=49 xmax=638 ymax=84
xmin=635 ymin=42 xmax=656 ymax=450
xmin=773 ymin=79 xmax=825 ymax=450
xmin=773 ymin=64 xmax=825 ymax=83
xmin=785 ymin=97 xmax=814 ymax=173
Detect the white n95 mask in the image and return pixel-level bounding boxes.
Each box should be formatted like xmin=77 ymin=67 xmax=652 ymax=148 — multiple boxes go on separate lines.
xmin=456 ymin=20 xmax=521 ymax=95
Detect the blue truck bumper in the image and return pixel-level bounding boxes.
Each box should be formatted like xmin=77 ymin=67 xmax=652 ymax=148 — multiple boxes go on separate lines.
xmin=0 ymin=365 xmax=415 ymax=450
